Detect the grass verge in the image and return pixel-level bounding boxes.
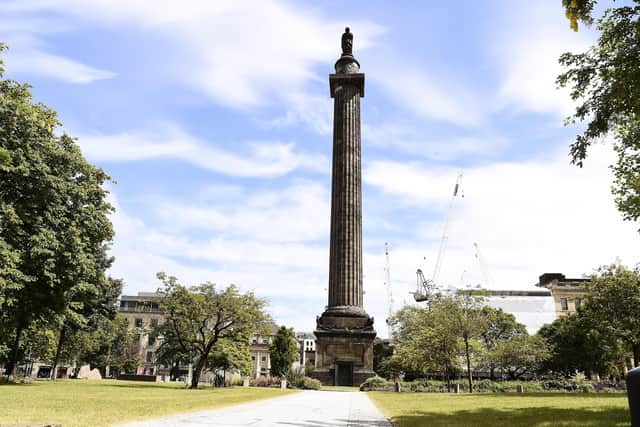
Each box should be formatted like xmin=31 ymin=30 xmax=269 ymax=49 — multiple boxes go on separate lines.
xmin=0 ymin=380 xmax=296 ymax=427
xmin=368 ymin=392 xmax=630 ymax=427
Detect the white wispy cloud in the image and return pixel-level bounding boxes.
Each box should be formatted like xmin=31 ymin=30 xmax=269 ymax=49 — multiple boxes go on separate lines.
xmin=492 ymin=1 xmax=595 ymax=117
xmin=5 ymin=0 xmax=383 ymax=131
xmin=368 ymin=62 xmax=485 ymax=127
xmin=363 ymin=122 xmax=509 ymax=161
xmin=77 ymin=125 xmax=329 ymax=178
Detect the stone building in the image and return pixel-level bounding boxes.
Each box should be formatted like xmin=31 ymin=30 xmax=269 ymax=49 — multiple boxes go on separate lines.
xmin=536 ymin=273 xmax=589 ymax=317
xmin=118 ymin=292 xmax=164 ymax=375
xmin=295 ymin=332 xmax=317 ymax=370
xmin=249 ymin=324 xmax=278 ymax=379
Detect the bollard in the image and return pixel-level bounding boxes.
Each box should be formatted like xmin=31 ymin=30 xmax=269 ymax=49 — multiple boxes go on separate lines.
xmin=243 ymin=377 xmax=249 ymax=387
xmin=453 ymin=383 xmax=460 ymax=393
xmin=281 ymin=379 xmax=287 ymax=389
xmin=627 ymin=366 xmax=640 ymax=426
xmin=516 ymin=384 xmax=524 ymax=393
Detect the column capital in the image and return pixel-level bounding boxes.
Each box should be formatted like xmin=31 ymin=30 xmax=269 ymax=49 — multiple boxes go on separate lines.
xmin=329 ymin=73 xmax=365 ymax=98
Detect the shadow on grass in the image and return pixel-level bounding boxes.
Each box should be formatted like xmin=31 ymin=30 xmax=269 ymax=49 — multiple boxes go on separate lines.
xmin=391 ymin=405 xmax=629 ymax=427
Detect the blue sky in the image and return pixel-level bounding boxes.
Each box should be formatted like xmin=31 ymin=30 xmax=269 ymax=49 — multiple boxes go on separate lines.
xmin=2 ymin=0 xmax=639 ymax=335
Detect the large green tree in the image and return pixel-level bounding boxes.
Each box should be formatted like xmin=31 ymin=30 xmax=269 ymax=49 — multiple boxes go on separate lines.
xmin=0 ymin=44 xmax=115 ymax=374
xmin=268 ymin=326 xmax=298 ymax=378
xmin=538 ymin=310 xmax=623 ymax=377
xmin=155 ymin=273 xmax=270 ymax=389
xmin=557 ymin=1 xmax=640 ymax=223
xmin=583 ymin=264 xmax=640 ymax=366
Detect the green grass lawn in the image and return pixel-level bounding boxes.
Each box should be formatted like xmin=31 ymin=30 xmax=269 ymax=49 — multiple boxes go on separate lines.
xmin=368 ymin=392 xmax=631 ymax=427
xmin=0 ymin=380 xmax=296 ymax=427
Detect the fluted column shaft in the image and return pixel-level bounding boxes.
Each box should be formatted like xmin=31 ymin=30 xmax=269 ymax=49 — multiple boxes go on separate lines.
xmin=328 ymin=80 xmax=363 ymax=309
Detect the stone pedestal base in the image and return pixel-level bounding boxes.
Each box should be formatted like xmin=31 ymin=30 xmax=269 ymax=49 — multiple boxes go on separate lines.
xmin=310 ymin=307 xmax=376 ymax=387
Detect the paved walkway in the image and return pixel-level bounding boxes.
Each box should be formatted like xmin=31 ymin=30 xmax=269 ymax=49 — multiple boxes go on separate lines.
xmin=117 ymin=390 xmax=392 ymax=427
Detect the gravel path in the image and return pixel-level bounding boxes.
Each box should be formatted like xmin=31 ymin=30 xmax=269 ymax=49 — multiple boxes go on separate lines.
xmin=116 ymin=390 xmax=392 ymax=427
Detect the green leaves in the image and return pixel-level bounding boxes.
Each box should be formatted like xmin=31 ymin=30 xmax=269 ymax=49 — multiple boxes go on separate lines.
xmin=0 ymin=46 xmax=116 ymax=371
xmin=558 ymin=3 xmax=640 ymax=224
xmin=269 ymin=326 xmax=299 ymax=378
xmin=155 ymin=273 xmax=270 ymax=388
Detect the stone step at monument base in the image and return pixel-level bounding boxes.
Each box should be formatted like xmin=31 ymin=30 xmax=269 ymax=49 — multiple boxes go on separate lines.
xmin=309 ymin=368 xmax=376 ymax=387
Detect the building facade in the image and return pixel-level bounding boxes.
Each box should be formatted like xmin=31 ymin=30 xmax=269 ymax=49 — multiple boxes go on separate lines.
xmin=536 ymin=273 xmax=589 ymax=317
xmin=118 ymin=292 xmax=164 ymax=375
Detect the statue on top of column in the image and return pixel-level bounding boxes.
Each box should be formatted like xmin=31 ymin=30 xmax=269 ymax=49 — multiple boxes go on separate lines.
xmin=341 ymin=27 xmax=353 ymax=56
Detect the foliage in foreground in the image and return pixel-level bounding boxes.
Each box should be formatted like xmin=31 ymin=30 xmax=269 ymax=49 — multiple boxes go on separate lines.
xmin=0 ymin=43 xmax=118 ymax=375
xmin=558 ymin=1 xmax=640 ymax=224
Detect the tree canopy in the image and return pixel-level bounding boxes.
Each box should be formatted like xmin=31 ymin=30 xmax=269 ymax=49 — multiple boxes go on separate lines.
xmin=0 ymin=44 xmax=116 ymax=374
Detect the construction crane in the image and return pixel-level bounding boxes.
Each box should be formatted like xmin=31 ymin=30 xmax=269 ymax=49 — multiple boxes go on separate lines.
xmin=413 ymin=172 xmax=464 ymax=302
xmin=413 ymin=268 xmax=436 ymax=303
xmin=383 ymin=242 xmax=394 ymax=337
xmin=473 ymin=242 xmax=493 ymax=288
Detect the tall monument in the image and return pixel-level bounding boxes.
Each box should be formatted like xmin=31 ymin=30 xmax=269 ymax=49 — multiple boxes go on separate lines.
xmin=311 ymin=27 xmax=376 ymax=386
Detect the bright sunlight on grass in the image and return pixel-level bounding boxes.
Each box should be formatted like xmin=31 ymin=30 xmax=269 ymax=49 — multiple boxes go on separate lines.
xmin=368 ymin=392 xmax=630 ymax=427
xmin=0 ymin=380 xmax=296 ymax=427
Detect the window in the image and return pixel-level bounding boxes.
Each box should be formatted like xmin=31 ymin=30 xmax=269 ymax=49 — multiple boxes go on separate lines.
xmin=574 ymin=298 xmax=581 ymax=310
xmin=146 ymin=351 xmax=153 ymax=363
xmin=251 ymin=355 xmax=256 ymax=361
xmin=560 ymin=298 xmax=568 ymax=311
xmin=261 ymin=356 xmax=267 ymax=362
xmin=135 ymin=318 xmax=143 ymax=328
xmin=150 ymin=318 xmax=158 ymax=327
xmin=252 ymin=338 xmax=258 ymax=344
xmin=148 ymin=335 xmax=156 ymax=346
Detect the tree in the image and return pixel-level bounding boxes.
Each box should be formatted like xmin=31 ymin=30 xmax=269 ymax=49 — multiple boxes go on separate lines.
xmin=269 ymin=326 xmax=298 ymax=378
xmin=373 ymin=338 xmax=395 ymax=379
xmin=492 ymin=334 xmax=550 ymax=380
xmin=50 ymin=276 xmax=123 ymax=379
xmin=453 ymin=291 xmax=486 ymax=393
xmin=557 ymin=2 xmax=640 ymax=223
xmin=155 ymin=273 xmax=270 ymax=389
xmin=479 ymin=307 xmax=527 ymax=380
xmin=0 ymin=44 xmax=115 ymax=374
xmin=538 ymin=311 xmax=623 ymax=377
xmin=389 ymin=297 xmax=462 ymax=389
xmin=582 ymin=264 xmax=640 ymax=367
xmin=82 ymin=315 xmax=141 ymax=376
xmin=208 ymin=340 xmax=252 ymax=385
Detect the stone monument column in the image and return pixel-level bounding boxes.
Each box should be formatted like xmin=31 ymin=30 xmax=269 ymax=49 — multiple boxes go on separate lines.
xmin=311 ymin=28 xmax=376 ymax=387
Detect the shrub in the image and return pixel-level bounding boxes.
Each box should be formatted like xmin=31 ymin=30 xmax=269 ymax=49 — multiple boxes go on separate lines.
xmin=286 ymin=366 xmax=306 ymax=387
xmin=360 ymin=376 xmax=393 ymax=391
xmin=301 ymin=377 xmax=321 ymax=390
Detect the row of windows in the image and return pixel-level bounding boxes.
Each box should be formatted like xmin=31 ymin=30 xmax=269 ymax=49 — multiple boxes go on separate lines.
xmin=559 ymin=297 xmax=582 ymax=311
xmin=251 ymin=355 xmax=267 ymax=362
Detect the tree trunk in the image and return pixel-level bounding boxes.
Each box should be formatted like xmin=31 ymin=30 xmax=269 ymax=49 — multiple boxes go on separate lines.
xmin=6 ymin=326 xmax=24 ymax=376
xmin=489 ymin=365 xmax=495 ymax=381
xmin=190 ymin=357 xmax=206 ymax=389
xmin=51 ymin=325 xmax=67 ymax=381
xmin=633 ymin=343 xmax=640 ymax=368
xmin=464 ymin=334 xmax=473 ymax=393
